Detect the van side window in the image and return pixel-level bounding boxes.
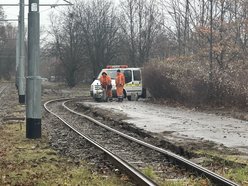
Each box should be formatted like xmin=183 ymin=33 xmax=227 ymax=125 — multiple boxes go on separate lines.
xmin=133 ymin=70 xmax=141 ymax=81
xmin=124 ymin=70 xmax=132 ymax=83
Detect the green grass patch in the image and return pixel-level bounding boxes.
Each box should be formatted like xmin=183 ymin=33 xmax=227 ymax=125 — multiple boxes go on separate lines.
xmin=225 ymin=166 xmax=248 ymax=185
xmin=195 ymin=150 xmax=248 ymax=165
xmin=142 ymin=166 xmax=158 ymax=180
xmin=141 ymin=166 xmax=210 ymax=186
xmin=194 ymin=150 xmax=248 ymax=185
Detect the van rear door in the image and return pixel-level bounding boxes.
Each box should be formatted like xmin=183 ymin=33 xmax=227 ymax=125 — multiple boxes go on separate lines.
xmin=124 ymin=69 xmax=142 ymax=97
xmin=132 ymin=69 xmax=142 ymax=95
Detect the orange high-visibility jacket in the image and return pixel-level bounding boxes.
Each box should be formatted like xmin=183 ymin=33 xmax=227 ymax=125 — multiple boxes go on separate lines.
xmin=100 ymin=75 xmax=111 ymax=88
xmin=115 ymin=72 xmax=125 ymax=87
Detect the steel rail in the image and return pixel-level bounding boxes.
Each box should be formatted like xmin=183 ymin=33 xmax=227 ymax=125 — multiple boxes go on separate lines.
xmin=44 ymin=99 xmax=158 ymax=186
xmin=62 ymin=100 xmax=239 ymax=186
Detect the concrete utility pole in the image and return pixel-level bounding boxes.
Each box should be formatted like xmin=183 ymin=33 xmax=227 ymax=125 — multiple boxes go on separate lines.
xmin=1 ymin=1 xmax=72 ymax=138
xmin=209 ymin=0 xmax=213 ymax=98
xmin=15 ymin=22 xmax=20 ymax=89
xmin=18 ymin=0 xmax=26 ymax=104
xmin=1 ymin=1 xmax=72 ymax=97
xmin=26 ymin=0 xmax=41 ymax=139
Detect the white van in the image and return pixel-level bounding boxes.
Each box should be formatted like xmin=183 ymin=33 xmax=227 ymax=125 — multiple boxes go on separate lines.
xmin=90 ymin=65 xmax=146 ymax=101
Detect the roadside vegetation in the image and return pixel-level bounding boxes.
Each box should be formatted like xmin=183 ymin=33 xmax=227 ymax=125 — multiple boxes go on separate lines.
xmin=194 ymin=150 xmax=248 ymax=185
xmin=141 ymin=152 xmax=248 ymax=185
xmin=0 ymin=123 xmax=133 ymax=186
xmin=142 ymin=166 xmax=211 ymax=186
xmin=143 ymin=57 xmax=248 ymax=109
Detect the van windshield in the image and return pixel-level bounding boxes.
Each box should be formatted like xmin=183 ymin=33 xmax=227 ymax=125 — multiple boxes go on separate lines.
xmin=97 ymin=69 xmax=119 ymax=79
xmin=97 ymin=69 xmax=133 ymax=83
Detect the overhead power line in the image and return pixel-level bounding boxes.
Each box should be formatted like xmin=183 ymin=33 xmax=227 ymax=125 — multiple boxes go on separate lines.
xmin=63 ymin=0 xmax=73 ymax=5
xmin=0 ymin=4 xmax=72 ymax=7
xmin=0 ymin=19 xmax=18 ymax=21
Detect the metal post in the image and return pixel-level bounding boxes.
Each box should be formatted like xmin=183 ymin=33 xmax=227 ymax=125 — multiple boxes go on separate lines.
xmin=26 ymin=0 xmax=41 ymax=139
xmin=18 ymin=0 xmax=26 ymax=104
xmin=15 ymin=22 xmax=20 ymax=90
xmin=209 ymin=0 xmax=213 ymax=98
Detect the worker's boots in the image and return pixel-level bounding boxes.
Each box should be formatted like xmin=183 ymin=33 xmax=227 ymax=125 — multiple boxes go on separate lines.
xmin=117 ymin=97 xmax=123 ymax=102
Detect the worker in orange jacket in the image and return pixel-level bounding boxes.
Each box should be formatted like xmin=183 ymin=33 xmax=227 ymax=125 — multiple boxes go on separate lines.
xmin=100 ymin=72 xmax=112 ymax=101
xmin=115 ymin=69 xmax=125 ymax=102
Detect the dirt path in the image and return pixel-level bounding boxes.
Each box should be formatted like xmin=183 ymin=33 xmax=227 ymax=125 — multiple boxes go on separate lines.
xmin=82 ymin=100 xmax=248 ymax=154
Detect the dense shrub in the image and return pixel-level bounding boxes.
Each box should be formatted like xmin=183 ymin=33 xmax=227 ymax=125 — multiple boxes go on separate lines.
xmin=143 ymin=62 xmax=182 ymax=99
xmin=143 ymin=58 xmax=248 ymax=108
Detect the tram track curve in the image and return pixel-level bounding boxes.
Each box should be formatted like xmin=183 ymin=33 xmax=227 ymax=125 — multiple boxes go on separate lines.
xmin=44 ymin=98 xmax=239 ymax=186
xmin=44 ymin=98 xmax=158 ymax=186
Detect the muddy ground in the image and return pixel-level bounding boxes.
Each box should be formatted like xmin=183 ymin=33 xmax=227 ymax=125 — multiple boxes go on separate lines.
xmin=81 ymin=100 xmax=248 ymax=155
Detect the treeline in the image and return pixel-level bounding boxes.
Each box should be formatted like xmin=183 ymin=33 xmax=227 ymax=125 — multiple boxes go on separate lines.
xmin=143 ymin=0 xmax=248 ymax=107
xmin=45 ymin=0 xmax=248 ymax=107
xmin=44 ymin=0 xmax=163 ymax=86
xmin=0 ymin=7 xmax=16 ymax=80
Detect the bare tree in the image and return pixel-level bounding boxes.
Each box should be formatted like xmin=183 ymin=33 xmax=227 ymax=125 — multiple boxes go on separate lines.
xmin=120 ymin=0 xmax=161 ymax=66
xmin=48 ymin=10 xmax=86 ymax=87
xmin=45 ymin=0 xmax=248 ymax=89
xmin=75 ymin=0 xmax=119 ymax=76
xmin=0 ymin=8 xmax=16 ymax=80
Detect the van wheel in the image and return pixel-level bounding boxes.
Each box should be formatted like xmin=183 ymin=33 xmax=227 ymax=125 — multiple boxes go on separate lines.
xmin=141 ymin=88 xmax=146 ymax=98
xmin=127 ymin=96 xmax=131 ymax=101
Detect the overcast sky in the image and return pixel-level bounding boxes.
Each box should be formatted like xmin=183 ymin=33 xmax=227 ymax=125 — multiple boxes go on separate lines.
xmin=1 ymin=0 xmax=70 ymax=28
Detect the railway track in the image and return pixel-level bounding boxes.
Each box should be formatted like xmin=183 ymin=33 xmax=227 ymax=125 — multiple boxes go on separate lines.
xmin=44 ymin=98 xmax=239 ymax=186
